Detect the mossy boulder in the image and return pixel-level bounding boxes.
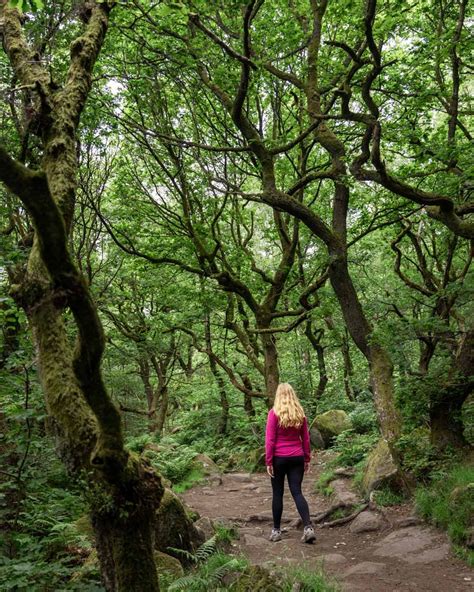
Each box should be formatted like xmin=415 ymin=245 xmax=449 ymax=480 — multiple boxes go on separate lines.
xmin=312 ymin=410 xmax=352 ymax=444
xmin=155 ymin=488 xmax=203 ymax=561
xmin=249 ymin=446 xmax=266 ymax=470
xmin=154 ymin=550 xmax=184 ymax=578
xmin=232 ymin=565 xmax=284 ymax=591
xmin=362 ymin=438 xmax=399 ymax=495
xmin=193 ymin=453 xmax=219 ymax=476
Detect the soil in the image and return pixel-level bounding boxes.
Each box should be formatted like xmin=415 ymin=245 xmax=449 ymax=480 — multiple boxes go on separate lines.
xmin=181 ymin=452 xmax=474 ymax=591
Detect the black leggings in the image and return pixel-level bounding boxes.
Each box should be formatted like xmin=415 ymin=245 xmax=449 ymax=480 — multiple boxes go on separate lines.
xmin=271 ymin=455 xmax=311 ymax=529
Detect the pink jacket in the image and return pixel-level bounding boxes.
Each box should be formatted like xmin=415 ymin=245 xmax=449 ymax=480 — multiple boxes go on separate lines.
xmin=265 ymin=408 xmax=311 ymax=466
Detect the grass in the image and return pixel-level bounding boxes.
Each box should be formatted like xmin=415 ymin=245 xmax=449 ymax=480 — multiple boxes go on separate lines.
xmin=373 ymin=486 xmax=406 ymax=507
xmin=173 ymin=467 xmax=205 ymax=493
xmin=315 ymin=469 xmax=336 ymax=496
xmin=281 ymin=565 xmax=340 ymax=591
xmin=415 ymin=463 xmax=474 ymax=550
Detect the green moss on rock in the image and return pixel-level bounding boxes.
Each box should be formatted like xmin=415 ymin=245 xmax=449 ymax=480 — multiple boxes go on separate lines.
xmin=312 ymin=410 xmax=352 ymax=444
xmin=154 ymin=550 xmax=184 ymax=578
xmin=362 ymin=438 xmax=399 ymax=495
xmin=155 ymin=488 xmax=202 ymax=561
xmin=232 ymin=565 xmax=284 ymax=591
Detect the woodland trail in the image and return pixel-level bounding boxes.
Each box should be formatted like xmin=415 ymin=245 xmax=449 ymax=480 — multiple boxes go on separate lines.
xmin=181 ymin=452 xmax=474 ymax=592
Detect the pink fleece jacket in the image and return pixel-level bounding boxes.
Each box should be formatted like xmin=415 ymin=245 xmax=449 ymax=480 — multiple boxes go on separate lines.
xmin=265 ymin=408 xmax=311 ymax=466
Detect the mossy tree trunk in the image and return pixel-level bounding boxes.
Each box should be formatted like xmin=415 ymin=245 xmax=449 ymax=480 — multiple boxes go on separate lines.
xmin=0 ymin=4 xmax=163 ymax=590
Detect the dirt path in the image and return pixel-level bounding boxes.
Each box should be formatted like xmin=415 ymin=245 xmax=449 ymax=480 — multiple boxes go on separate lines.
xmin=181 ymin=453 xmax=473 ymax=591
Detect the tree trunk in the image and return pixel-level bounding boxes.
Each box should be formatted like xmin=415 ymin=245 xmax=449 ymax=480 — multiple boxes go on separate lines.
xmin=138 ymin=358 xmax=158 ymax=433
xmin=152 ymin=386 xmax=169 ymax=436
xmin=430 ymin=392 xmax=468 ymax=448
xmin=242 ymin=375 xmax=256 ymax=417
xmin=260 ymin=331 xmax=279 ymax=405
xmin=328 ymin=249 xmax=402 ymax=445
xmin=342 ymin=329 xmax=355 ymax=401
xmin=430 ymin=328 xmax=474 ymax=448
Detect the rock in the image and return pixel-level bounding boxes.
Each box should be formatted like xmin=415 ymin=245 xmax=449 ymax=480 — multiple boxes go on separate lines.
xmin=310 ymin=427 xmax=326 ymax=449
xmin=244 ymin=533 xmax=266 ymax=546
xmin=194 ymin=516 xmax=215 ymax=541
xmin=373 ymin=526 xmax=450 ymax=563
xmin=227 ymin=472 xmax=253 ymax=483
xmin=249 ymin=446 xmax=267 ymax=469
xmin=316 ymin=553 xmax=347 ymax=564
xmin=349 ymin=511 xmax=383 ymax=533
xmin=242 ymin=483 xmax=259 ymax=491
xmin=343 ymin=561 xmax=385 ymax=577
xmin=233 ymin=565 xmax=284 ymax=591
xmin=330 ymin=479 xmax=360 ymax=506
xmin=312 ymin=410 xmax=352 ymax=443
xmin=394 ymin=516 xmax=424 ymax=528
xmin=155 ymin=488 xmax=203 ymax=561
xmin=154 ymin=550 xmax=184 ymax=578
xmin=193 ymin=453 xmax=220 ymax=476
xmin=361 ymin=439 xmax=399 ymax=495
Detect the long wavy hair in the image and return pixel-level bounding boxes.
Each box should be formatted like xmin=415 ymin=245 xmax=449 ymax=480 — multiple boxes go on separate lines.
xmin=273 ymin=383 xmax=305 ymax=428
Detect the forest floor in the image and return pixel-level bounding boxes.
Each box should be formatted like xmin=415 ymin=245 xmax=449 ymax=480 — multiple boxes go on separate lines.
xmin=181 ymin=451 xmax=474 ymax=591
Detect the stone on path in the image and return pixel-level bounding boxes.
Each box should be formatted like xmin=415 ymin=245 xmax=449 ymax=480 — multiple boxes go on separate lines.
xmin=349 ymin=511 xmax=384 ymax=534
xmin=227 ymin=472 xmax=253 ymax=483
xmin=373 ymin=526 xmax=450 ymax=564
xmin=330 ymin=479 xmax=360 ymax=506
xmin=316 ymin=553 xmax=347 ymax=564
xmin=244 ymin=533 xmax=267 ymax=547
xmin=343 ymin=561 xmax=386 ymax=577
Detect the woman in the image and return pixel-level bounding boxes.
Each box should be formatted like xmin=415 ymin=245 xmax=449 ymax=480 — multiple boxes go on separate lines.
xmin=265 ymin=383 xmax=315 ymax=543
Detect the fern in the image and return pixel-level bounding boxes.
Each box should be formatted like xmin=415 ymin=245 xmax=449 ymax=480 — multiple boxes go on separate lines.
xmin=194 ymin=535 xmax=217 ymax=562
xmin=167 ymin=574 xmax=208 ymax=591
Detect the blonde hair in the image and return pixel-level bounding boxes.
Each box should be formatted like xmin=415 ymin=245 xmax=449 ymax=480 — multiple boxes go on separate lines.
xmin=273 ymin=383 xmax=305 ymax=428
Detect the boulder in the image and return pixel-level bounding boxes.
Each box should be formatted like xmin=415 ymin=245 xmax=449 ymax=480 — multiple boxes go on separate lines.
xmin=154 ymin=550 xmax=184 ymax=578
xmin=193 ymin=453 xmax=219 ymax=476
xmin=194 ymin=516 xmax=215 ymax=541
xmin=349 ymin=511 xmax=384 ymax=533
xmin=249 ymin=446 xmax=267 ymax=469
xmin=310 ymin=427 xmax=325 ymax=449
xmin=361 ymin=439 xmax=399 ymax=496
xmin=312 ymin=410 xmax=352 ymax=443
xmin=155 ymin=488 xmax=203 ymax=561
xmin=233 ymin=565 xmax=284 ymax=592
xmin=330 ymin=479 xmax=360 ymax=506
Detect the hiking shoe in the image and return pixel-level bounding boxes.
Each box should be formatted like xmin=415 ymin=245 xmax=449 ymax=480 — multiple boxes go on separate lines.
xmin=301 ymin=525 xmax=316 ymax=544
xmin=269 ymin=528 xmax=282 ymax=542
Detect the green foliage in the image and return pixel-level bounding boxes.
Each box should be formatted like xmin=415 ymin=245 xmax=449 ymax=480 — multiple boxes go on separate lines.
xmin=372 ymin=486 xmax=406 ymax=507
xmin=415 ymin=464 xmax=474 ymax=549
xmin=280 ymin=565 xmax=340 ymax=592
xmin=331 ymin=431 xmax=379 ymax=467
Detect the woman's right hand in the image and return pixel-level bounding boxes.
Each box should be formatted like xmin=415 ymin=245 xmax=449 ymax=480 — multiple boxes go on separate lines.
xmin=266 ymin=465 xmax=274 ymax=478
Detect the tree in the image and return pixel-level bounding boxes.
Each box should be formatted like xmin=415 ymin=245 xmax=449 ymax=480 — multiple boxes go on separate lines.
xmin=0 ymin=3 xmax=163 ymax=589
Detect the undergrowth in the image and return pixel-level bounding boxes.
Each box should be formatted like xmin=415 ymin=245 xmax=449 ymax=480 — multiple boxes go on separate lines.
xmin=415 ymin=463 xmax=474 ymax=555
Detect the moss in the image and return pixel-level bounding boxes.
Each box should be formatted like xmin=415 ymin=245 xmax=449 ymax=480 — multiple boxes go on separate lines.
xmin=232 ymin=565 xmax=284 ymax=591
xmin=154 ymin=550 xmax=184 ymax=578
xmin=312 ymin=409 xmax=352 ymax=443
xmin=155 ymin=488 xmax=201 ymax=561
xmin=362 ymin=438 xmax=399 ymax=495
